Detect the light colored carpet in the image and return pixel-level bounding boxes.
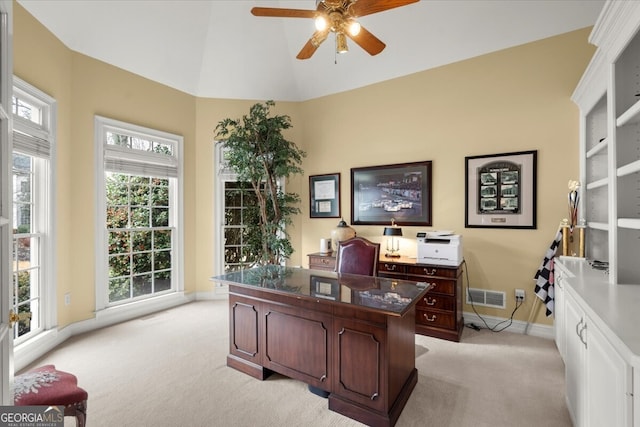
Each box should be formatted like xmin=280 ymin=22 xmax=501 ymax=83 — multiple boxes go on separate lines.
xmin=22 ymin=300 xmax=571 ymax=427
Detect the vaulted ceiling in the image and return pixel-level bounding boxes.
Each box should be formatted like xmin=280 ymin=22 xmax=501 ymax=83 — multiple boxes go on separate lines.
xmin=17 ymin=0 xmax=604 ymax=101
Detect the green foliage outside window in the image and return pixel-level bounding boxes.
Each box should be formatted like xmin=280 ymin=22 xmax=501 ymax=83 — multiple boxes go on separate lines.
xmin=106 ymin=173 xmax=172 ymax=302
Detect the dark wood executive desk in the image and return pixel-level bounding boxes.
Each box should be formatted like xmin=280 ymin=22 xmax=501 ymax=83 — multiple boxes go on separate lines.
xmin=211 ymin=266 xmax=432 ymax=427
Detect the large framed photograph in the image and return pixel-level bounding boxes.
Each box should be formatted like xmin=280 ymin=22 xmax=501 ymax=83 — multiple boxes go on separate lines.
xmin=351 ymin=161 xmax=432 ymax=226
xmin=310 ymin=173 xmax=340 ymax=218
xmin=465 ymin=150 xmax=537 ymax=229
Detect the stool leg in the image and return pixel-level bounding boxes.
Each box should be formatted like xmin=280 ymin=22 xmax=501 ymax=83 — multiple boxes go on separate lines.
xmin=76 ymin=400 xmax=87 ymax=427
xmin=64 ymin=401 xmax=87 ymax=427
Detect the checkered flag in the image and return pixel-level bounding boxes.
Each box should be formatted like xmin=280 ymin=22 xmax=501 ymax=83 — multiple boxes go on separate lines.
xmin=534 ymin=229 xmax=562 ymax=317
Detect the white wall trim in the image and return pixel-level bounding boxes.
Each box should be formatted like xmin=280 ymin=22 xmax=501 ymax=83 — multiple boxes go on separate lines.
xmin=13 ymin=328 xmax=66 ymax=372
xmin=195 ymin=289 xmax=228 ymax=301
xmin=14 ymin=296 xmax=556 ymax=372
xmin=14 ymin=292 xmax=194 ymax=372
xmin=94 ymin=115 xmax=185 ymax=311
xmin=463 ymin=311 xmax=555 ymax=340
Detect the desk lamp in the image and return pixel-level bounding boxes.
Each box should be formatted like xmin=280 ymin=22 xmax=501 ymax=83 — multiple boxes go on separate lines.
xmin=383 ymin=219 xmax=403 ymax=258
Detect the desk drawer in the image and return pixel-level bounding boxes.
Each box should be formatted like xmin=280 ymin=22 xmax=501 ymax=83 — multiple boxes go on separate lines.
xmin=416 ymin=308 xmax=455 ymax=330
xmin=406 ymin=265 xmax=458 ymax=278
xmin=417 ymin=294 xmax=456 ymax=311
xmin=308 ymin=255 xmax=336 ymax=271
xmin=378 ymin=262 xmax=407 ymax=274
xmin=407 ymin=277 xmax=455 ymax=295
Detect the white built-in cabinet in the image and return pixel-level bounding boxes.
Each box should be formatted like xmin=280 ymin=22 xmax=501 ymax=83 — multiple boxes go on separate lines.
xmin=562 ymin=288 xmax=585 ymax=427
xmin=585 ymin=307 xmax=632 ymax=427
xmin=554 ymin=270 xmax=566 ymax=360
xmin=573 ymin=1 xmax=640 ymax=284
xmin=563 ymin=3 xmax=640 ymax=426
xmin=555 ymin=261 xmax=635 ymax=427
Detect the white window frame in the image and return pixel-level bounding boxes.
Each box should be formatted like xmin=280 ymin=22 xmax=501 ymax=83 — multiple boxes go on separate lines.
xmin=12 ymin=76 xmax=57 ymax=346
xmin=95 ymin=116 xmax=184 ymax=312
xmin=214 ymin=142 xmax=285 ymax=273
xmin=214 ymin=142 xmax=234 ymax=274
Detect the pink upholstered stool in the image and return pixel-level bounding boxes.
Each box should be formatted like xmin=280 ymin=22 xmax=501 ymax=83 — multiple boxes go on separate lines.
xmin=14 ymin=365 xmax=88 ymax=427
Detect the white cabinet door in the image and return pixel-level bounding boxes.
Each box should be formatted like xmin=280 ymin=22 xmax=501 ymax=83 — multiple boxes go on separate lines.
xmin=635 ymin=367 xmax=640 ymax=427
xmin=565 ymin=292 xmax=586 ymax=427
xmin=585 ymin=316 xmax=632 ymax=427
xmin=554 ymin=271 xmax=566 ymax=361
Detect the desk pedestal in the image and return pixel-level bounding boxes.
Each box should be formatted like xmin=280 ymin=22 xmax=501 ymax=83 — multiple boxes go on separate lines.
xmin=228 ymin=286 xmax=420 ymax=427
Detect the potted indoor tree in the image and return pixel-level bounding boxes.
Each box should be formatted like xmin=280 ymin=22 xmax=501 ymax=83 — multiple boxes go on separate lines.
xmin=215 ymin=100 xmax=306 ymax=267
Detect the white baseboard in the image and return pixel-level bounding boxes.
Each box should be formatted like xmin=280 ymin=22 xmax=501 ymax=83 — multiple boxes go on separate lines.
xmin=463 ymin=311 xmax=554 ymax=340
xmin=14 ymin=292 xmax=195 ymax=372
xmin=14 ymin=293 xmax=554 ymax=372
xmin=83 ymin=292 xmax=194 ymax=335
xmin=14 ymin=328 xmax=72 ymax=372
xmin=197 ymin=284 xmax=229 ymax=300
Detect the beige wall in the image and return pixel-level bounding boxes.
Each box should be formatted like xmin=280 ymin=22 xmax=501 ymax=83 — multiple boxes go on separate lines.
xmin=14 ymin=3 xmax=73 ymax=327
xmin=14 ymin=4 xmax=197 ymax=326
xmin=193 ymin=99 xmax=304 ymax=293
xmin=14 ymin=2 xmax=595 ymax=328
xmin=296 ymin=28 xmax=594 ymax=325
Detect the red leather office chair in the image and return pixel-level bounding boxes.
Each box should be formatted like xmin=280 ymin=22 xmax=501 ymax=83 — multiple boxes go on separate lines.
xmin=335 ymin=236 xmax=380 ymax=276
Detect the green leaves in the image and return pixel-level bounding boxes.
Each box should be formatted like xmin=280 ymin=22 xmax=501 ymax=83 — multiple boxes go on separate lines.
xmin=215 ymin=101 xmax=306 ymax=266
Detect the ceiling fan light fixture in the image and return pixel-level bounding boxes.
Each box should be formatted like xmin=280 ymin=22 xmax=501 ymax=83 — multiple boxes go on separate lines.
xmin=311 ymin=30 xmax=329 ymax=48
xmin=336 ymin=32 xmax=348 ymax=54
xmin=314 ymin=15 xmax=328 ymax=31
xmin=347 ymin=20 xmax=361 ymax=36
xmin=252 ymin=0 xmax=416 ymax=60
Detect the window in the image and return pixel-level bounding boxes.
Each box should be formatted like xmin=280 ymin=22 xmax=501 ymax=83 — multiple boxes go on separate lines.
xmin=11 ymin=77 xmax=56 ymax=344
xmin=222 ymin=181 xmax=260 ymax=271
xmin=95 ymin=116 xmax=183 ymax=309
xmin=214 ymin=143 xmax=275 ymax=273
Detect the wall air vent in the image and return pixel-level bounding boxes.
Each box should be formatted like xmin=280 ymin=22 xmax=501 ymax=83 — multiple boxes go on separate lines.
xmin=466 ymin=288 xmax=506 ymax=309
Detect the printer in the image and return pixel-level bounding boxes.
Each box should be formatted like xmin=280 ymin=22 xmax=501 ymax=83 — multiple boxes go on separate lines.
xmin=416 ymin=232 xmax=463 ymax=266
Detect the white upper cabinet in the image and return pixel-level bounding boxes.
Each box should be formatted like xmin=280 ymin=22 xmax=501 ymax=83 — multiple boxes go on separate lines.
xmin=573 ymin=1 xmax=640 ymax=284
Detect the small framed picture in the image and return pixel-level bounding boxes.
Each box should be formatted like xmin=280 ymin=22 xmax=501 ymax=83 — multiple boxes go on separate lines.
xmin=310 ymin=275 xmax=339 ymax=300
xmin=310 ymin=173 xmax=340 ymax=218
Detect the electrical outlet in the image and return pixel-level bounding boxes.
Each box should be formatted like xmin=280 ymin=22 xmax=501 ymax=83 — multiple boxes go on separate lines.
xmin=64 ymin=292 xmax=71 ymax=306
xmin=515 ymin=289 xmax=525 ymax=302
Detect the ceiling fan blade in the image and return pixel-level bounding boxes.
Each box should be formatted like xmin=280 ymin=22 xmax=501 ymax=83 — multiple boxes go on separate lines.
xmin=297 ymin=38 xmax=320 ymax=60
xmin=251 ymin=7 xmax=316 ymax=19
xmin=347 ymin=26 xmax=386 ymax=56
xmin=349 ymin=0 xmax=420 ymax=17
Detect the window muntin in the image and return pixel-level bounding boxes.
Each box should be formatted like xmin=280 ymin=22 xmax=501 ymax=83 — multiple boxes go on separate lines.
xmin=223 ymin=181 xmax=261 ymax=272
xmin=96 ymin=116 xmax=182 ymax=308
xmin=106 ymin=174 xmax=172 ymax=303
xmin=12 ymin=92 xmax=43 ymax=126
xmin=105 ymin=131 xmax=174 ymax=156
xmin=10 ymin=77 xmax=55 ymax=345
xmin=12 ymin=154 xmax=42 ymax=340
xmin=216 ymin=143 xmax=280 ymax=273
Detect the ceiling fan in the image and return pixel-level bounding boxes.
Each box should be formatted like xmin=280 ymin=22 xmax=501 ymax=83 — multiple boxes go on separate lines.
xmin=251 ymin=0 xmax=420 ymax=59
